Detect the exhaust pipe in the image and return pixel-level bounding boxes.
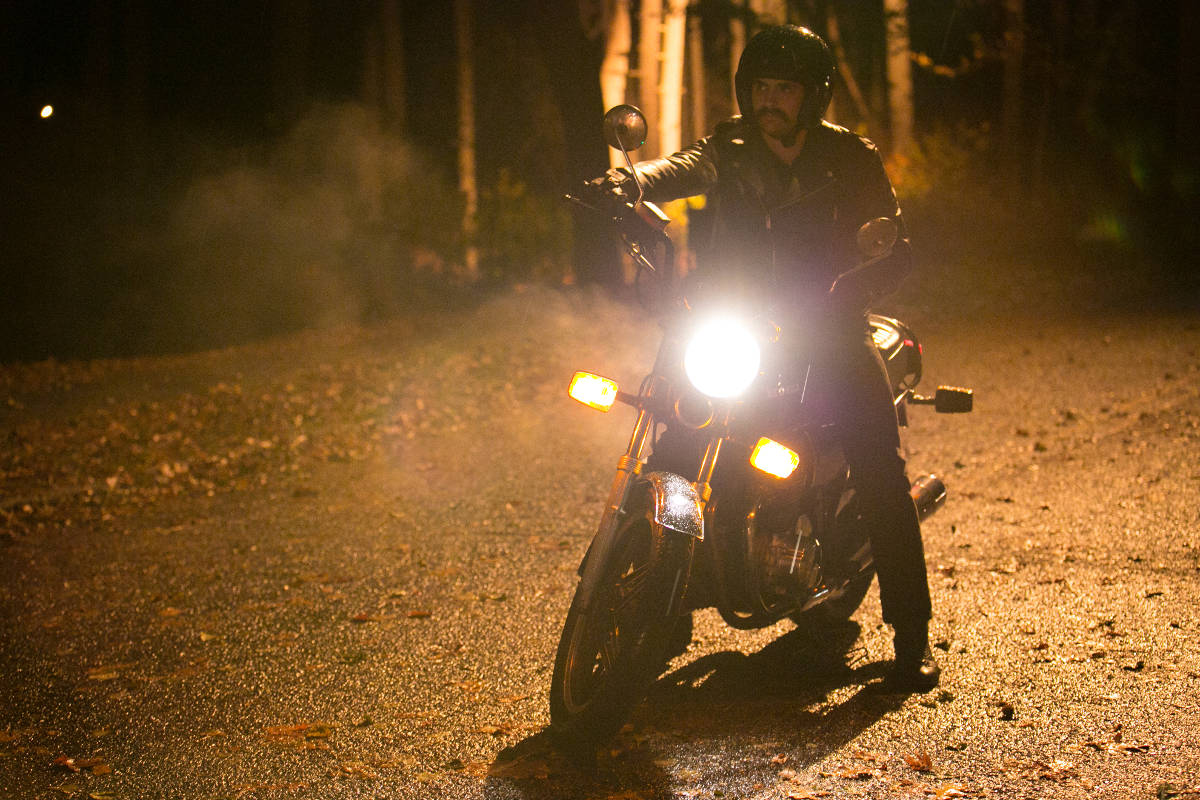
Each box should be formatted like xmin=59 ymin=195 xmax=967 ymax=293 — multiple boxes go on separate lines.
xmin=910 ymin=474 xmax=946 ymax=521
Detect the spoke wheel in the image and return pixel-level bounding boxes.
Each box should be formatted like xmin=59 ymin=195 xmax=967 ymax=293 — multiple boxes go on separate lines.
xmin=550 ymin=488 xmax=691 ymax=745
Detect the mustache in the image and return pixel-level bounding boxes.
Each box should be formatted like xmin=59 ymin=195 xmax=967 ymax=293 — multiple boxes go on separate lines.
xmin=755 ymin=108 xmax=788 ymax=121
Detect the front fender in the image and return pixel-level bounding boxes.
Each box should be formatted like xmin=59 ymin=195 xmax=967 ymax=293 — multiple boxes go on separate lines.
xmin=573 ymin=472 xmax=702 ymax=613
xmin=576 ymin=472 xmax=705 ymax=580
xmin=641 ymin=471 xmax=705 ymax=540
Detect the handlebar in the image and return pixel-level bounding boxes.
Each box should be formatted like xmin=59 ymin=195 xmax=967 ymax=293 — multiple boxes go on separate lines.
xmin=563 ymin=192 xmax=674 ymax=276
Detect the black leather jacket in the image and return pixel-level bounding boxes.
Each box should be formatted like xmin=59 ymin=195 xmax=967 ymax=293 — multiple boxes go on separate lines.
xmin=629 ymin=116 xmax=912 ymax=319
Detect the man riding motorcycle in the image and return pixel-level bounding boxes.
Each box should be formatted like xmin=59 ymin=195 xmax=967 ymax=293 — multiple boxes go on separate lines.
xmin=589 ymin=24 xmax=940 ymax=690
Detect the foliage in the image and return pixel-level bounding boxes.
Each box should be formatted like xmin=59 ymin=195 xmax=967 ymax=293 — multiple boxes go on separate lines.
xmin=887 ymin=123 xmax=995 ymax=204
xmin=476 ymin=169 xmax=573 ymax=285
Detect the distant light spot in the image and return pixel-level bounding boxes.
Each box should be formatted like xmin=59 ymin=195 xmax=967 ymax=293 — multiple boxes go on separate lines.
xmin=40 ymin=105 xmax=54 ymax=119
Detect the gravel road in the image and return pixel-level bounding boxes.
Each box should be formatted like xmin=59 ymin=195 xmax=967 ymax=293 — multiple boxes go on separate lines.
xmin=2 ymin=287 xmax=1198 ymax=799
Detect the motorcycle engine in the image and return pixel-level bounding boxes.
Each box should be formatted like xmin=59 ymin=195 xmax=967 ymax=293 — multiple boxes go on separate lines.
xmin=746 ymin=505 xmax=824 ymax=599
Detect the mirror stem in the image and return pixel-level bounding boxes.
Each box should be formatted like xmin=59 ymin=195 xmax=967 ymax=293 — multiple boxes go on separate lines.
xmin=619 ymin=144 xmax=645 ymax=205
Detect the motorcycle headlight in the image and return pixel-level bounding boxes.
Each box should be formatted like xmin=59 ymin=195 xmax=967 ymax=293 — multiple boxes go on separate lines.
xmin=683 ymin=317 xmax=761 ymax=399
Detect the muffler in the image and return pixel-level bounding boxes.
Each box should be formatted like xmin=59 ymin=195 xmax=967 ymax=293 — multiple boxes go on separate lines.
xmin=910 ymin=474 xmax=946 ymax=520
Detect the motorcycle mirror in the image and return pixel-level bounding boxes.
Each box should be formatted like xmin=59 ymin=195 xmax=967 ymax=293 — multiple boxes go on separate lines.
xmin=603 ymin=105 xmax=647 ymax=152
xmin=856 ymin=217 xmax=898 ymax=259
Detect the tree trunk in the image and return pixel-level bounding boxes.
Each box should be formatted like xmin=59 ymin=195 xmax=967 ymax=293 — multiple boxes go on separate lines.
xmin=1001 ymin=0 xmax=1025 ymax=170
xmin=687 ymin=5 xmax=706 ymax=142
xmin=270 ymin=0 xmax=310 ymax=128
xmin=380 ymin=0 xmax=406 ymax=132
xmin=749 ymin=0 xmax=784 ymax=26
xmin=363 ymin=2 xmax=405 ymax=131
xmin=601 ymin=0 xmax=633 ymax=167
xmin=883 ymin=0 xmax=913 ymax=155
xmin=824 ymin=5 xmax=874 ymax=130
xmin=82 ymin=0 xmax=115 ymax=133
xmin=729 ymin=0 xmax=746 ymax=113
xmin=660 ymin=0 xmax=687 ymax=156
xmin=1179 ymin=0 xmax=1200 ymax=195
xmin=455 ymin=0 xmax=479 ymax=279
xmin=638 ymin=0 xmax=663 ymax=156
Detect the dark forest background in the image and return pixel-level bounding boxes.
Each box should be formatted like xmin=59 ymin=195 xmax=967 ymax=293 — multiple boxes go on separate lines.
xmin=2 ymin=0 xmax=1197 ymax=361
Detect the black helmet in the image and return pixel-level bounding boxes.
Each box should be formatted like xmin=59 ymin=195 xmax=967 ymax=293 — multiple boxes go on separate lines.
xmin=735 ymin=25 xmax=834 ymax=129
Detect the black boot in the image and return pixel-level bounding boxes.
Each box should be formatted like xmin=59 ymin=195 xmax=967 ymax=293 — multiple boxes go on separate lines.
xmin=885 ymin=622 xmax=940 ymax=692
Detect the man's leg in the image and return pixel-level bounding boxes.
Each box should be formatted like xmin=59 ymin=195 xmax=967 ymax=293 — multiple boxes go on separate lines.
xmin=827 ymin=332 xmax=939 ymax=690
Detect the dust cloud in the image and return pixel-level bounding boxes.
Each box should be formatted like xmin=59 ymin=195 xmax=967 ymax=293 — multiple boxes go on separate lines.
xmin=2 ymin=103 xmax=462 ymax=362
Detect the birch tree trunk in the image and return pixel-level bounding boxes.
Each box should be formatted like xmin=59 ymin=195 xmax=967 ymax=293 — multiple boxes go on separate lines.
xmin=749 ymin=0 xmax=785 ymax=26
xmin=730 ymin=0 xmax=746 ymax=113
xmin=883 ymin=0 xmax=914 ymax=155
xmin=660 ymin=0 xmax=687 ymax=156
xmin=638 ymin=0 xmax=663 ymax=156
xmin=687 ymin=6 xmax=706 ymax=142
xmin=455 ymin=0 xmax=479 ymax=279
xmin=601 ymin=0 xmax=633 ymax=167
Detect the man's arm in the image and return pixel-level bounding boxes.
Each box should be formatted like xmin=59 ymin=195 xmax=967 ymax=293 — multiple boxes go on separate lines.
xmin=630 ymin=137 xmax=720 ymax=203
xmin=830 ymin=141 xmax=913 ymax=309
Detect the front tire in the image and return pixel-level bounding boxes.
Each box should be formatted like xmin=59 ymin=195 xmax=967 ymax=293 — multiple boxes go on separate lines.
xmin=550 ymin=488 xmax=692 ymax=746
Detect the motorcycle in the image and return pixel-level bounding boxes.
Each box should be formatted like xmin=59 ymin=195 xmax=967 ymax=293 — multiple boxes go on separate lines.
xmin=549 ymin=105 xmax=973 ymax=746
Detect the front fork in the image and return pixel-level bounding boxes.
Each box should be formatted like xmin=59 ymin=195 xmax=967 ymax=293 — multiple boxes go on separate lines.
xmin=576 ymin=378 xmax=720 ymax=614
xmin=575 ymin=378 xmax=662 ymax=614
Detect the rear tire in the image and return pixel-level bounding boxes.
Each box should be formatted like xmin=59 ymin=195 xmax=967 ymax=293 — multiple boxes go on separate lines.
xmin=549 ymin=488 xmax=692 ymax=746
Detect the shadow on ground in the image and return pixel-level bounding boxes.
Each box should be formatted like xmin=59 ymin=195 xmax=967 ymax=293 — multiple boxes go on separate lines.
xmin=486 ymin=619 xmax=907 ymax=799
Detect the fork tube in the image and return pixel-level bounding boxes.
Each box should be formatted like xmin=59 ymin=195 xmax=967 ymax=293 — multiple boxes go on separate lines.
xmin=598 ymin=401 xmax=655 ymax=535
xmin=577 ymin=377 xmax=663 ymax=614
xmin=693 ymin=406 xmax=730 ymax=506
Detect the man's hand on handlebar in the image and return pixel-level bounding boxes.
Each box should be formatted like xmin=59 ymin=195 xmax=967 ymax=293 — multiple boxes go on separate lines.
xmin=580 ymin=168 xmax=637 ymax=217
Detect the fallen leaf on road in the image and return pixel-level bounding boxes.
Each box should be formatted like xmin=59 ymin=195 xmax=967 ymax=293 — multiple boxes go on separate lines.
xmin=86 ymin=665 xmax=125 ymax=681
xmin=497 ymin=693 xmax=531 ymax=704
xmin=904 ymin=752 xmax=933 ymax=772
xmin=52 ymin=756 xmax=80 ymax=772
xmin=474 ymin=723 xmax=512 ymax=737
xmin=265 ymin=722 xmax=334 ymax=742
xmin=1035 ymin=759 xmax=1077 ymax=781
xmin=488 ymin=754 xmax=551 ymax=780
xmin=233 ymin=782 xmax=307 ymax=797
xmin=770 ymin=752 xmax=789 ymax=765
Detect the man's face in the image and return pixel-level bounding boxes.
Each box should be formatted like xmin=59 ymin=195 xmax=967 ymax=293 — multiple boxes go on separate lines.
xmin=751 ymin=77 xmax=805 ymax=140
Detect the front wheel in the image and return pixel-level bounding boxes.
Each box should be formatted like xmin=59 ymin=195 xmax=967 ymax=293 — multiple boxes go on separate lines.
xmin=549 ymin=488 xmax=692 ymax=746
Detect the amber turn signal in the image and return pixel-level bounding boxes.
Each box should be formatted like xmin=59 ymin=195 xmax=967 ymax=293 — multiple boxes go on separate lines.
xmin=750 ymin=437 xmax=800 ymax=479
xmin=568 ymin=371 xmax=619 ymax=412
